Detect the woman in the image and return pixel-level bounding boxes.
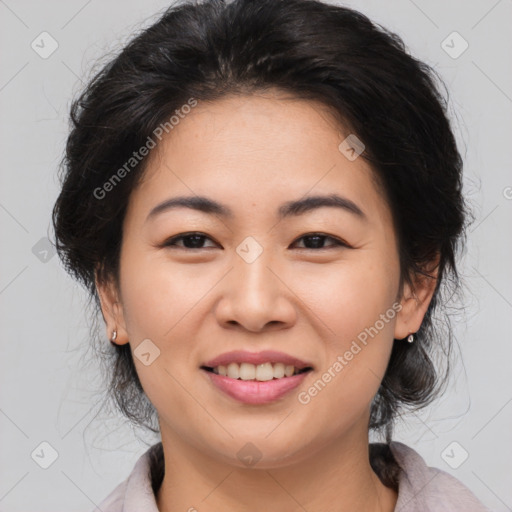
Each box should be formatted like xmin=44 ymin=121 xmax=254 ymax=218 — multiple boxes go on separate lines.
xmin=52 ymin=0 xmax=489 ymax=510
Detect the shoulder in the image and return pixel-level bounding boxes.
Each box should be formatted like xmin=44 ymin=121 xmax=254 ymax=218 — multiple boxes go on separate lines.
xmin=93 ymin=442 xmax=162 ymax=512
xmin=389 ymin=441 xmax=490 ymax=512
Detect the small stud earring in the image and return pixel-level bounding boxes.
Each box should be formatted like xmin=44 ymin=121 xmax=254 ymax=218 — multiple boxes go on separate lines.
xmin=407 ymin=333 xmax=414 ymax=343
xmin=111 ymin=330 xmax=117 ymax=342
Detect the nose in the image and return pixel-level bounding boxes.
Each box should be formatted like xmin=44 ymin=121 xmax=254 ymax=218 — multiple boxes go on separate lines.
xmin=214 ymin=250 xmax=297 ymax=333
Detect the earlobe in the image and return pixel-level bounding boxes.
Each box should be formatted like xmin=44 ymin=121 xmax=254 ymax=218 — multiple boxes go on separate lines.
xmin=95 ymin=273 xmax=129 ymax=345
xmin=394 ymin=259 xmax=439 ymax=341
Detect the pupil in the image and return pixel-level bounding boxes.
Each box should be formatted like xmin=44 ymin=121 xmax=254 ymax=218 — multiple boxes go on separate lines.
xmin=305 ymin=235 xmax=324 ymax=249
xmin=184 ymin=235 xmax=204 ymax=248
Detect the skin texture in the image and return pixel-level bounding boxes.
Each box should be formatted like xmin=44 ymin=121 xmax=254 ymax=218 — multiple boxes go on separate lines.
xmin=97 ymin=90 xmax=437 ymax=512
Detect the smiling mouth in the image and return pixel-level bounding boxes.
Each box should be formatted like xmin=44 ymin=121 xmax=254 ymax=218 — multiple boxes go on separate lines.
xmin=200 ymin=362 xmax=313 ymax=382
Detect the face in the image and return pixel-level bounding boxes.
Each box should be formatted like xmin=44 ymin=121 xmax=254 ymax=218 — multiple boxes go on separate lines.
xmin=98 ymin=90 xmax=434 ymax=468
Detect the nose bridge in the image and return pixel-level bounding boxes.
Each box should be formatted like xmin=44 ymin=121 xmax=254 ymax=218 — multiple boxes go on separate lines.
xmin=215 ymin=236 xmax=296 ymax=331
xmin=233 ymin=236 xmax=278 ymax=304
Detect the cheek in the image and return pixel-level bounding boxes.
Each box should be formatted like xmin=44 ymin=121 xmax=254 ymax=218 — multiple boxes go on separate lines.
xmin=117 ymin=248 xmax=212 ymax=428
xmin=293 ymin=255 xmax=398 ymax=344
xmin=119 ymin=245 xmax=204 ymax=339
xmin=292 ymin=256 xmax=398 ymax=413
xmin=117 ymin=245 xmax=220 ymax=397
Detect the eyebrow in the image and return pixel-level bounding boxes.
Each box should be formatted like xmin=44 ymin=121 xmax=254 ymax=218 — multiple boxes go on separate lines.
xmin=146 ymin=193 xmax=367 ymax=223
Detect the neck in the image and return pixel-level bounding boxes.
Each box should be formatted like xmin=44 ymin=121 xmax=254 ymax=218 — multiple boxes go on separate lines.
xmin=155 ymin=424 xmax=398 ymax=512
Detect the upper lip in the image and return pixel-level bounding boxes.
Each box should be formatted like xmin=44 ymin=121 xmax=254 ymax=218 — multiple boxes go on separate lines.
xmin=202 ymin=350 xmax=314 ymax=370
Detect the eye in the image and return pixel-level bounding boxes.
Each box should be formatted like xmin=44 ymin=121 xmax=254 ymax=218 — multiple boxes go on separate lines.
xmin=161 ymin=232 xmax=350 ymax=251
xmin=290 ymin=233 xmax=350 ymax=250
xmin=162 ymin=232 xmax=219 ymax=250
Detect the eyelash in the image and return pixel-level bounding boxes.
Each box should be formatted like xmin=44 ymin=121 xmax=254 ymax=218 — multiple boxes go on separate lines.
xmin=161 ymin=232 xmax=351 ymax=251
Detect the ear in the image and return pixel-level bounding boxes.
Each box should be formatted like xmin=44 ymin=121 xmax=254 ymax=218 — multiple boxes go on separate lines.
xmin=394 ymin=254 xmax=440 ymax=340
xmin=95 ymin=270 xmax=129 ymax=345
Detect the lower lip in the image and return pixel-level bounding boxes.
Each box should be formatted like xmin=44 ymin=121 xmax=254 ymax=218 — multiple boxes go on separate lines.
xmin=202 ymin=369 xmax=311 ymax=405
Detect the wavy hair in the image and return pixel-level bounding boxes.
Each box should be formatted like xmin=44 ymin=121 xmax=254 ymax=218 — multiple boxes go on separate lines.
xmin=52 ymin=0 xmax=468 ymax=489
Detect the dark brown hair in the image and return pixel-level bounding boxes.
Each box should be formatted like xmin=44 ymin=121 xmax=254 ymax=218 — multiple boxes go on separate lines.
xmin=52 ymin=0 xmax=468 ymax=490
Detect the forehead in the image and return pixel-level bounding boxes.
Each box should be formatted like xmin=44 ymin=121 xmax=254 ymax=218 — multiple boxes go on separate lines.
xmin=127 ymin=92 xmax=389 ymax=225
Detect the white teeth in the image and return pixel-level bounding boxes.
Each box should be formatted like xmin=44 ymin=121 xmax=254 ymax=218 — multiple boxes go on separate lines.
xmin=227 ymin=362 xmax=239 ymax=379
xmin=255 ymin=362 xmax=274 ymax=381
xmin=273 ymin=362 xmax=285 ymax=378
xmin=211 ymin=362 xmax=307 ymax=381
xmin=239 ymin=362 xmax=256 ymax=380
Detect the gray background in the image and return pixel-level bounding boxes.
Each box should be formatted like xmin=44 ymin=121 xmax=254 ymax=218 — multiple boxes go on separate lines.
xmin=1 ymin=0 xmax=511 ymax=510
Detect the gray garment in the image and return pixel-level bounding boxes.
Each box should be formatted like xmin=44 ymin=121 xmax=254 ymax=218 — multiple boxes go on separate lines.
xmin=95 ymin=441 xmax=489 ymax=511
